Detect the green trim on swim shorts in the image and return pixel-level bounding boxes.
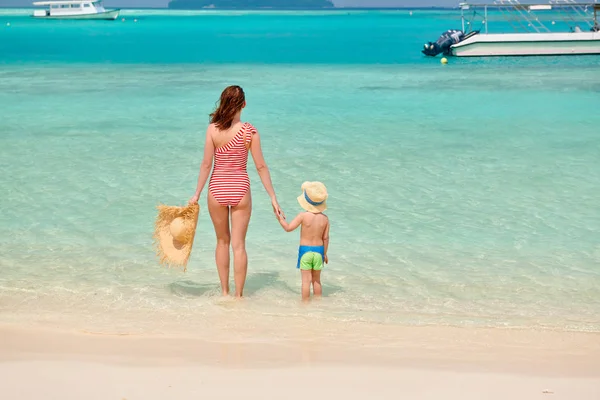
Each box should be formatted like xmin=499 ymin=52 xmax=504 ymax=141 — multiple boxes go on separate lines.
xmin=299 ymin=252 xmax=323 ymax=271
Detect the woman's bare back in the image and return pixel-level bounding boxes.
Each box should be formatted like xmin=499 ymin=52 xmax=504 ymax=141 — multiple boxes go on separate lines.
xmin=209 ymin=121 xmax=245 ymax=148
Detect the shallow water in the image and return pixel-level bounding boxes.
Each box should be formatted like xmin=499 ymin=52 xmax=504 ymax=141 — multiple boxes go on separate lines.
xmin=0 ymin=9 xmax=599 ymax=335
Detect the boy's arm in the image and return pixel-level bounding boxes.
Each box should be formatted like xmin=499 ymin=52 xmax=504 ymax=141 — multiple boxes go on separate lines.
xmin=323 ymin=218 xmax=330 ymax=263
xmin=278 ymin=213 xmax=304 ymax=232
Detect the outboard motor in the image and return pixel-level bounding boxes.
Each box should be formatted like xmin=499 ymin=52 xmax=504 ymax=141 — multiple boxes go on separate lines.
xmin=422 ymin=30 xmax=465 ymax=57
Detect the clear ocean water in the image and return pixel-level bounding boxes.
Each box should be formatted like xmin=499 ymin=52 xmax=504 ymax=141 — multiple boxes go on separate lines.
xmin=1 ymin=8 xmax=599 ymax=335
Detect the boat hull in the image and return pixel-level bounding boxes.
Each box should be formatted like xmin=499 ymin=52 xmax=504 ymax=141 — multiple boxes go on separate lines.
xmin=451 ymin=32 xmax=600 ymax=57
xmin=32 ymin=9 xmax=119 ymax=20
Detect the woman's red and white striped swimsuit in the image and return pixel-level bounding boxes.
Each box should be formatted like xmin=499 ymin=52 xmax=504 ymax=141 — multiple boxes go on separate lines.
xmin=209 ymin=122 xmax=257 ymax=207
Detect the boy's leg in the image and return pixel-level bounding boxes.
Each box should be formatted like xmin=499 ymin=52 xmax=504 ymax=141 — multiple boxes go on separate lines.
xmin=310 ymin=254 xmax=323 ymax=297
xmin=311 ymin=270 xmax=322 ymax=297
xmin=299 ymin=252 xmax=316 ymax=301
xmin=301 ymin=270 xmax=312 ymax=301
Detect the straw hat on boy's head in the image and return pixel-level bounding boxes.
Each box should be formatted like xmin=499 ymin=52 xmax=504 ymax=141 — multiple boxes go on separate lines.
xmin=154 ymin=203 xmax=199 ymax=271
xmin=297 ymin=181 xmax=328 ymax=213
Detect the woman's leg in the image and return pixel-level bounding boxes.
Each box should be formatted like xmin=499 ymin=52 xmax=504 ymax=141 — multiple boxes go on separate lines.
xmin=208 ymin=192 xmax=231 ymax=296
xmin=230 ymin=192 xmax=252 ymax=298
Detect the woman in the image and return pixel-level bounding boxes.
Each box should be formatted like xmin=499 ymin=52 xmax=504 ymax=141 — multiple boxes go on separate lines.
xmin=189 ymin=86 xmax=283 ymax=298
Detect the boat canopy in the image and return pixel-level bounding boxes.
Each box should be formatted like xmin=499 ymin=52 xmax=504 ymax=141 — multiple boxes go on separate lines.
xmin=33 ymin=1 xmax=99 ymax=5
xmin=458 ymin=1 xmax=599 ymax=34
xmin=459 ymin=2 xmax=600 ymax=11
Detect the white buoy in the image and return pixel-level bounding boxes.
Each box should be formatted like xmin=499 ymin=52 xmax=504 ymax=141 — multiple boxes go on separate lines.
xmin=552 ymin=21 xmax=556 ymax=25
xmin=134 ymin=19 xmax=138 ymax=22
xmin=122 ymin=18 xmax=125 ymax=22
xmin=6 ymin=22 xmax=10 ymax=27
xmin=409 ymin=11 xmax=413 ymax=16
xmin=441 ymin=57 xmax=448 ymax=65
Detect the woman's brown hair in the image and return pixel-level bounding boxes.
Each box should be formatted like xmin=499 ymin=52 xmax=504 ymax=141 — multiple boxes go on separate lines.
xmin=210 ymin=85 xmax=246 ymax=130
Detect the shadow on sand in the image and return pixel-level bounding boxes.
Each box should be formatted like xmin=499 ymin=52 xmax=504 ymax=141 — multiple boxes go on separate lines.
xmin=243 ymin=271 xmax=295 ymax=296
xmin=168 ymin=272 xmax=344 ymax=298
xmin=168 ymin=280 xmax=216 ymax=297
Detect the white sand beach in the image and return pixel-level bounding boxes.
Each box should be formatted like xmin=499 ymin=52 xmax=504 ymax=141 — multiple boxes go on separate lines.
xmin=1 ymin=324 xmax=599 ymax=400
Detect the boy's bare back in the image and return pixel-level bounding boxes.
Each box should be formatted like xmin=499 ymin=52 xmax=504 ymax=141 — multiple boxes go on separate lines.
xmin=278 ymin=211 xmax=330 ymax=247
xmin=299 ymin=212 xmax=329 ymax=247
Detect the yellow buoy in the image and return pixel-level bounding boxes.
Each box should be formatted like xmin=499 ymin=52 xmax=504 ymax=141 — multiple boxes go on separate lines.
xmin=441 ymin=57 xmax=448 ymax=65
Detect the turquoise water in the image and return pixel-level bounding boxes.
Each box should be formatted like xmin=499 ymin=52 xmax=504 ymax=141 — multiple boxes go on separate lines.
xmin=1 ymin=9 xmax=599 ymax=334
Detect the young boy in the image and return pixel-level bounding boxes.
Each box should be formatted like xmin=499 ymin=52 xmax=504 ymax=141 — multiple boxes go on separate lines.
xmin=278 ymin=181 xmax=330 ymax=301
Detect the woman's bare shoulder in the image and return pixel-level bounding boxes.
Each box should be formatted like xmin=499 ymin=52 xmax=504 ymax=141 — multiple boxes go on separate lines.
xmin=206 ymin=123 xmax=219 ymax=140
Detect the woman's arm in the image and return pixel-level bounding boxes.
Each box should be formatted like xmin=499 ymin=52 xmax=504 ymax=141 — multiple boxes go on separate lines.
xmin=278 ymin=213 xmax=303 ymax=232
xmin=189 ymin=127 xmax=215 ymax=204
xmin=250 ymin=130 xmax=284 ymax=218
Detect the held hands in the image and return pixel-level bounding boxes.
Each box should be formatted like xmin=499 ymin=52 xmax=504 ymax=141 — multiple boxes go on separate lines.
xmin=272 ymin=198 xmax=285 ymax=220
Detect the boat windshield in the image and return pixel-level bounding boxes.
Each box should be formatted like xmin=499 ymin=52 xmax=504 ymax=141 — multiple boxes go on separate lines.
xmin=50 ymin=3 xmax=83 ymax=8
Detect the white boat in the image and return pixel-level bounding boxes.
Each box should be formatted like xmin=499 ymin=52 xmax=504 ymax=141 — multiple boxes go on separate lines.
xmin=32 ymin=0 xmax=120 ymax=20
xmin=452 ymin=31 xmax=600 ymax=56
xmin=423 ymin=1 xmax=600 ymax=57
